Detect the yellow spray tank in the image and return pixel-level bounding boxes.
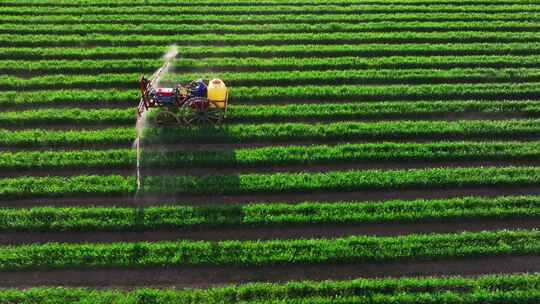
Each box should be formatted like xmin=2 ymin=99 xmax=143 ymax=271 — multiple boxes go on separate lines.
xmin=207 ymin=79 xmax=228 ymax=111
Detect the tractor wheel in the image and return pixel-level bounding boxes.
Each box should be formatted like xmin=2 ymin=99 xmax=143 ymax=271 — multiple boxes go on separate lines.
xmin=155 ymin=109 xmax=180 ymax=126
xmin=181 ymin=98 xmax=224 ymax=126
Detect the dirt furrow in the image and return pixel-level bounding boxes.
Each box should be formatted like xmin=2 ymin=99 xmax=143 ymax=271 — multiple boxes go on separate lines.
xmin=0 ymin=255 xmax=538 ymax=288
xmin=3 ymin=186 xmax=540 ymax=207
xmin=0 ymin=219 xmax=537 ymax=245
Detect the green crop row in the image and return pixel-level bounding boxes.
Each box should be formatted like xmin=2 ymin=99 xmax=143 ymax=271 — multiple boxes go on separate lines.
xmin=0 ymin=73 xmax=138 ymax=90
xmin=137 ymin=166 xmax=540 ymax=196
xmin=0 ymin=100 xmax=540 ymax=128
xmin=1 ymin=100 xmax=539 ymax=127
xmin=0 ymin=229 xmax=538 ymax=269
xmin=0 ymin=0 xmax=365 ymax=7
xmin=1 ymin=273 xmax=540 ymax=304
xmin=3 ymin=167 xmax=540 ymax=198
xmin=0 ymin=100 xmax=538 ymax=127
xmin=3 ymin=21 xmax=540 ymax=36
xmin=0 ymin=175 xmax=135 ymax=199
xmin=108 ymin=292 xmax=540 ymax=304
xmin=0 ymin=149 xmax=135 ymax=171
xmin=4 ymin=119 xmax=540 ymax=148
xmin=2 ymin=43 xmax=540 ymax=61
xmin=0 ymin=127 xmax=134 ymax=148
xmin=6 ymin=139 xmax=540 ymax=171
xmin=0 ymin=108 xmax=134 ymax=127
xmin=0 ymin=58 xmax=160 ymax=74
xmin=7 ymin=55 xmax=540 ymax=75
xmin=2 ymin=31 xmax=540 ymax=47
xmin=0 ymin=5 xmax=365 ymax=16
xmin=143 ymin=119 xmax=540 ymax=144
xmin=6 ymin=68 xmax=540 ymax=91
xmin=225 ymin=100 xmax=540 ymax=121
xmin=5 ymin=82 xmax=540 ymax=107
xmin=0 ymin=196 xmax=539 ymax=231
xmin=1 ymin=12 xmax=539 ymax=25
xmin=229 ymin=82 xmax=540 ymax=102
xmin=0 ymin=289 xmax=540 ymax=304
xmin=2 ymin=0 xmax=535 ymax=7
xmin=0 ymin=89 xmax=135 ymax=107
xmin=141 ymin=141 xmax=540 ymax=169
xmin=172 ymin=54 xmax=540 ymax=72
xmin=2 ymin=4 xmax=539 ymax=16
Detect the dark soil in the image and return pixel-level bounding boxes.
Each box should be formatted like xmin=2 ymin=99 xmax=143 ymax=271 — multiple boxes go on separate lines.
xmin=3 ymin=186 xmax=540 ymax=207
xmin=1 ymin=255 xmax=538 ymax=288
xmin=0 ymin=219 xmax=537 ymax=245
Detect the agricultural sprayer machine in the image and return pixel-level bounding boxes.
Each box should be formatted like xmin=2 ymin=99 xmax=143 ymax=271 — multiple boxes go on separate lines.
xmin=137 ymin=60 xmax=228 ymax=126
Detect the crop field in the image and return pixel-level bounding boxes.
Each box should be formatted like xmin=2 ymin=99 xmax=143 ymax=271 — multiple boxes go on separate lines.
xmin=2 ymin=0 xmax=540 ymax=301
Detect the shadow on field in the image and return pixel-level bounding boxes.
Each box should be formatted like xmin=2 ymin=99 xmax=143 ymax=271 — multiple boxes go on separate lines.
xmin=135 ymin=113 xmax=241 ymax=204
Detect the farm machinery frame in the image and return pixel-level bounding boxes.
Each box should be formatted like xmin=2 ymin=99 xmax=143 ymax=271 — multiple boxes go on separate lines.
xmin=138 ymin=72 xmax=229 ymax=126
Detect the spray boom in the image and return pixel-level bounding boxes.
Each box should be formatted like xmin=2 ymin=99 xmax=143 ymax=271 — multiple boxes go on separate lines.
xmin=137 ymin=46 xmax=229 ymax=126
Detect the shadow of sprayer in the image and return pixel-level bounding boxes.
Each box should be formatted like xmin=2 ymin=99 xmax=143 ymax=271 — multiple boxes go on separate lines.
xmin=134 ymin=117 xmax=242 ymax=207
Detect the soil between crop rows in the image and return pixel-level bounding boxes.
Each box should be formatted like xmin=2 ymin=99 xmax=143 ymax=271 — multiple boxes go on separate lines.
xmin=3 ymin=186 xmax=540 ymax=207
xmin=0 ymin=219 xmax=537 ymax=245
xmin=1 ymin=255 xmax=538 ymax=288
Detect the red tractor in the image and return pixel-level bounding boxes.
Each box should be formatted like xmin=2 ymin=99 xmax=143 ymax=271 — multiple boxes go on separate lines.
xmin=138 ymin=75 xmax=228 ymax=126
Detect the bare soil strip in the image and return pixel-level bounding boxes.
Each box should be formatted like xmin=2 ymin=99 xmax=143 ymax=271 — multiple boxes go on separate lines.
xmin=0 ymin=255 xmax=538 ymax=288
xmin=0 ymin=219 xmax=537 ymax=245
xmin=3 ymin=186 xmax=540 ymax=207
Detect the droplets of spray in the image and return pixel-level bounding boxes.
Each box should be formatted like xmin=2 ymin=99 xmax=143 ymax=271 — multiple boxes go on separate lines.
xmin=154 ymin=44 xmax=178 ymax=88
xmin=135 ymin=45 xmax=179 ymax=193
